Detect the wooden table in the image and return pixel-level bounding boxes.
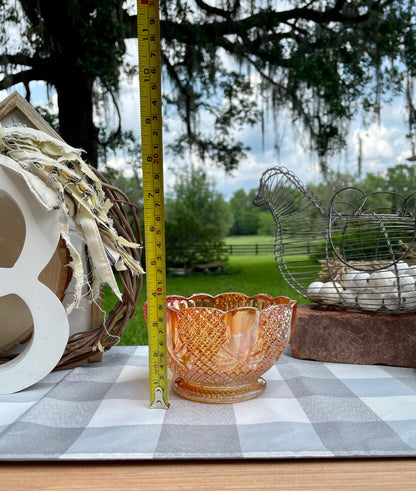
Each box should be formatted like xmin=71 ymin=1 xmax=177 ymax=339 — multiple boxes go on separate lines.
xmin=1 ymin=459 xmax=416 ymax=490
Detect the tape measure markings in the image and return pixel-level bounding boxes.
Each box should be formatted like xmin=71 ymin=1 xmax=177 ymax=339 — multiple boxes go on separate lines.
xmin=137 ymin=0 xmax=169 ymax=409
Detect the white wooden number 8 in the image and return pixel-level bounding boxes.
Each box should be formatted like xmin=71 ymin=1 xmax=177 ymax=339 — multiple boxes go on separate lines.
xmin=0 ymin=167 xmax=69 ymax=394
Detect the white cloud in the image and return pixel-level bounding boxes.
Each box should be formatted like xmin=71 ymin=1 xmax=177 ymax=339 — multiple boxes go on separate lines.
xmin=106 ymin=156 xmax=134 ymax=176
xmin=354 ymin=124 xmax=395 ymax=159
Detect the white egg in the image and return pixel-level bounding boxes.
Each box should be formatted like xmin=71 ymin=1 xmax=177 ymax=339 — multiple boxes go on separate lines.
xmin=357 ymin=289 xmax=383 ymax=311
xmin=368 ymin=270 xmax=396 ymax=294
xmin=340 ymin=289 xmax=357 ymax=307
xmin=388 ymin=261 xmax=409 ymax=275
xmin=306 ymin=281 xmax=324 ymax=302
xmin=393 ymin=274 xmax=415 ymax=292
xmin=383 ymin=292 xmax=401 ymax=312
xmin=353 ymin=272 xmax=370 ymax=290
xmin=319 ymin=281 xmax=342 ymax=305
xmin=403 ymin=291 xmax=416 ymax=312
xmin=343 ymin=271 xmax=357 ymax=289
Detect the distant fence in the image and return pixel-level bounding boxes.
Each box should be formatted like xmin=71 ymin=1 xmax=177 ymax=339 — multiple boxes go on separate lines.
xmin=225 ymin=243 xmax=274 ymax=255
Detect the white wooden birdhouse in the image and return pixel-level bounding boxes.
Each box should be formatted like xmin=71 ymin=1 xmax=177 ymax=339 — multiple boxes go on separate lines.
xmin=0 ymin=92 xmax=103 ymax=393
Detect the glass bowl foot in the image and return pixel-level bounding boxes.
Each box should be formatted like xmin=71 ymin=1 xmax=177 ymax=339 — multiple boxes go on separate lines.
xmin=173 ymin=377 xmax=267 ymax=404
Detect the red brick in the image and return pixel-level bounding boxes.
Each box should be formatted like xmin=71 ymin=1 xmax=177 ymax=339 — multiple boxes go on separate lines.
xmin=290 ymin=304 xmax=416 ymax=368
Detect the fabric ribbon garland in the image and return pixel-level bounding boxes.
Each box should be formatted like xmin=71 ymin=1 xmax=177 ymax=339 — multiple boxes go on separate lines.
xmin=0 ymin=124 xmax=144 ymax=312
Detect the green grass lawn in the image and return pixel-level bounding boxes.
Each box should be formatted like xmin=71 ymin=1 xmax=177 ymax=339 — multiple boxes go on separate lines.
xmin=106 ymin=253 xmax=307 ymax=346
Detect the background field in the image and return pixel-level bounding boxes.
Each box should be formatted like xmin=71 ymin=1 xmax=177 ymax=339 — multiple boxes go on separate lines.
xmin=104 ymin=239 xmax=308 ymax=345
xmin=224 ymin=235 xmax=275 ymax=245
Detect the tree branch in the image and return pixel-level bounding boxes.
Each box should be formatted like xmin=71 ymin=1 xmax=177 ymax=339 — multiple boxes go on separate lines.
xmin=150 ymin=0 xmax=396 ymax=49
xmin=123 ymin=12 xmax=138 ymax=39
xmin=18 ymin=0 xmax=42 ymax=31
xmin=126 ymin=0 xmax=384 ymax=41
xmin=161 ymin=52 xmax=194 ymax=137
xmin=0 ymin=54 xmax=36 ymax=67
xmin=193 ymin=0 xmax=232 ymax=19
xmin=0 ymin=68 xmax=37 ymax=90
xmin=0 ymin=63 xmax=55 ymax=91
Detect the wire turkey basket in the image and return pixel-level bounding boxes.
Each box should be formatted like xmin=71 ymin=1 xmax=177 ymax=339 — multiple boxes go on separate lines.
xmin=253 ymin=166 xmax=416 ymax=314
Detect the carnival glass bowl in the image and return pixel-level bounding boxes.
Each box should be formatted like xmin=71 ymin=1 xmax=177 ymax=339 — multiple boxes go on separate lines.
xmin=150 ymin=293 xmax=296 ymax=404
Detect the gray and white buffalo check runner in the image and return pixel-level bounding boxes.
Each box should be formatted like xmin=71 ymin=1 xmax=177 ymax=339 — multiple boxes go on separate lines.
xmin=1 ymin=346 xmax=416 ymax=460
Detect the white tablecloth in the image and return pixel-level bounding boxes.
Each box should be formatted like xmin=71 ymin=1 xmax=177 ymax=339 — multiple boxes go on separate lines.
xmin=1 ymin=346 xmax=416 ymax=460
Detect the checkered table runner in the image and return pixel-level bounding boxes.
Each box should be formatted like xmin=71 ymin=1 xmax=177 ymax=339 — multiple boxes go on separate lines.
xmin=1 ymin=346 xmax=416 ymax=460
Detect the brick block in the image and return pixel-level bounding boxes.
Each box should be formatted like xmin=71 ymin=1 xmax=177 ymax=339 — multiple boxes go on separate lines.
xmin=290 ymin=304 xmax=416 ymax=368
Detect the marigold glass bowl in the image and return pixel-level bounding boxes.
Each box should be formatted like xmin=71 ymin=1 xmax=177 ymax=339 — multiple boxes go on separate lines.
xmin=146 ymin=293 xmax=296 ymax=404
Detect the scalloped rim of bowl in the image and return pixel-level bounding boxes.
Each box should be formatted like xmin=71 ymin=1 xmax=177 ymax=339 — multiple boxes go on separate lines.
xmin=165 ymin=292 xmax=296 ymax=315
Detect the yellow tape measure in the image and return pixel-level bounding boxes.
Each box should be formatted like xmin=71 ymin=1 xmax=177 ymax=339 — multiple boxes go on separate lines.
xmin=137 ymin=0 xmax=169 ymax=409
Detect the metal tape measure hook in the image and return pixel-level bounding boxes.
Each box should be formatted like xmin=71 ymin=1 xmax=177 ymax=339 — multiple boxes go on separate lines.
xmin=150 ymin=387 xmax=169 ymax=409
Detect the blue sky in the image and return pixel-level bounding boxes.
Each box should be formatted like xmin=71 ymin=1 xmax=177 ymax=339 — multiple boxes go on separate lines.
xmin=1 ymin=38 xmax=414 ymax=201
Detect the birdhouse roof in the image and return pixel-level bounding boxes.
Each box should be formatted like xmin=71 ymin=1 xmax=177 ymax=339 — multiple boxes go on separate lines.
xmin=0 ymin=91 xmax=62 ymax=141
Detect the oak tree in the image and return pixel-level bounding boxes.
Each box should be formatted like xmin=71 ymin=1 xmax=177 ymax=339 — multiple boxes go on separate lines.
xmin=0 ymin=0 xmax=415 ymax=173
